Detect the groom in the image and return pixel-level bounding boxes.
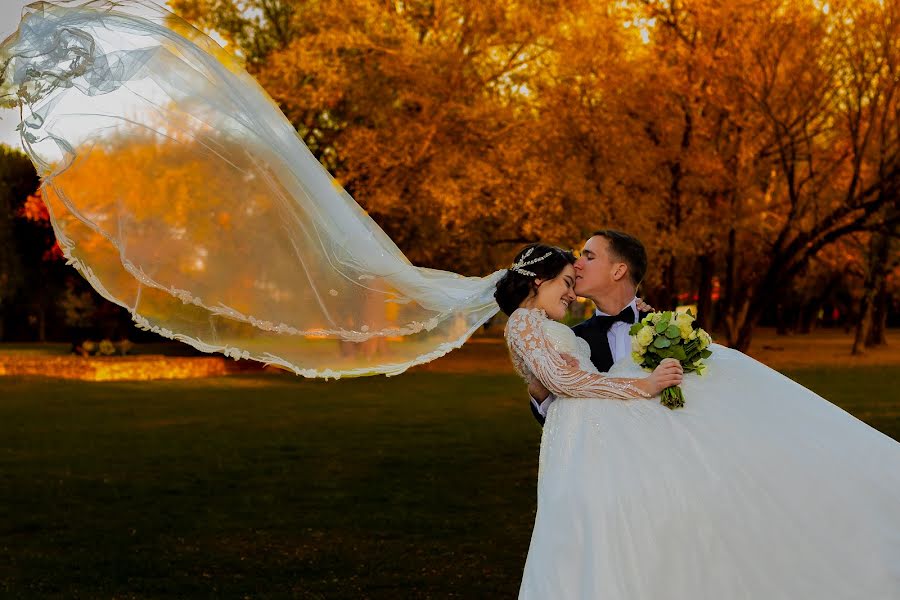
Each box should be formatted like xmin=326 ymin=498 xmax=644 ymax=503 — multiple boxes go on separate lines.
xmin=528 ymin=229 xmax=650 ymax=425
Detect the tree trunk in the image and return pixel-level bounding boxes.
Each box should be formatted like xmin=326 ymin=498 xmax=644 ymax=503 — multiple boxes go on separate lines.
xmin=775 ymin=301 xmax=790 ymax=336
xmin=37 ymin=304 xmax=46 ymax=343
xmin=663 ymin=255 xmax=678 ymax=310
xmin=725 ymin=294 xmax=751 ymax=348
xmin=696 ymin=253 xmax=714 ymax=329
xmin=732 ymin=266 xmax=787 ymax=351
xmin=866 ymin=275 xmax=889 ymax=348
xmin=798 ymin=300 xmax=820 ymax=334
xmin=852 ymin=291 xmax=875 ymax=355
xmin=853 ymin=232 xmax=890 ymax=355
xmin=733 ymin=303 xmax=758 ymax=352
xmin=716 ymin=226 xmax=737 ymax=335
xmin=852 ymin=233 xmax=890 ymax=355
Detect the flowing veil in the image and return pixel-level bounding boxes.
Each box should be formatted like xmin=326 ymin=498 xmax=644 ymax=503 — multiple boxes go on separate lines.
xmin=0 ymin=0 xmax=505 ymax=377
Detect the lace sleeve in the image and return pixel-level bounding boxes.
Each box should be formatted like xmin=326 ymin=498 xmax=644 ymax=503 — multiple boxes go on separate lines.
xmin=505 ymin=309 xmax=650 ymax=401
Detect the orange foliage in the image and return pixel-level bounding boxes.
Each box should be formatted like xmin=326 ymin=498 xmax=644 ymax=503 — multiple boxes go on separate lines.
xmin=156 ymin=0 xmax=900 ymax=346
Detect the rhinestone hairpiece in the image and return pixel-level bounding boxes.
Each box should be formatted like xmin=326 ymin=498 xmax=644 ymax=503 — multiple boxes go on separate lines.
xmin=510 ymin=247 xmax=553 ymax=277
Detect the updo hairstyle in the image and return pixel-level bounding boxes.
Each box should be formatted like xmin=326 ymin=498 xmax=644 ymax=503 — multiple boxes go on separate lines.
xmin=494 ymin=243 xmax=576 ymax=316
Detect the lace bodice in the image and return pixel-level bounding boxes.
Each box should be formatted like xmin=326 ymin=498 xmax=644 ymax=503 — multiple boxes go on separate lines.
xmin=504 ymin=308 xmax=649 ymax=400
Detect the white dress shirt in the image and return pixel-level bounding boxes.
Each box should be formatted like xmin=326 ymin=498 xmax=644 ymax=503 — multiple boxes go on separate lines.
xmin=531 ymin=297 xmax=639 ymax=420
xmin=597 ymin=297 xmax=639 ymax=366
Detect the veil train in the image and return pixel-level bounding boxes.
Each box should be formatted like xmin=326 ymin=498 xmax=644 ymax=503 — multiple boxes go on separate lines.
xmin=0 ymin=0 xmax=504 ymax=377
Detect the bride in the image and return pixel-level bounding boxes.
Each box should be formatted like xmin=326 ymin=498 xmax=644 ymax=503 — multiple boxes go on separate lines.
xmin=495 ymin=243 xmax=900 ymax=599
xmin=2 ymin=4 xmax=899 ymax=597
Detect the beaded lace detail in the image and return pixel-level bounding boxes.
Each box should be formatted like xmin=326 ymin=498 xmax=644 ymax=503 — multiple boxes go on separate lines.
xmin=504 ymin=307 xmax=650 ymax=400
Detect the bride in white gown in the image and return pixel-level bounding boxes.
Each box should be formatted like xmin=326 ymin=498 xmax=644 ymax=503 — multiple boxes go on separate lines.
xmin=496 ymin=244 xmax=900 ymax=600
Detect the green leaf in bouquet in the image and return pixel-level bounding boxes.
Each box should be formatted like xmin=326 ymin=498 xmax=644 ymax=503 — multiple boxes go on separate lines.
xmin=670 ymin=345 xmax=687 ymax=361
xmin=655 ymin=320 xmax=668 ymax=333
xmin=665 ymin=325 xmax=680 ymax=339
xmin=701 ymin=349 xmax=712 ymax=359
xmin=629 ymin=323 xmax=642 ymax=336
xmin=653 ymin=336 xmax=671 ymax=349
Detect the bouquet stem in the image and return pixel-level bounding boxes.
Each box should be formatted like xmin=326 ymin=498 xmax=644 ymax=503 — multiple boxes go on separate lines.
xmin=660 ymin=385 xmax=685 ymax=410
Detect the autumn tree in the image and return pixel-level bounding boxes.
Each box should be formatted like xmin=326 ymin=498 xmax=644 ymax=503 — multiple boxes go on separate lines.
xmin=0 ymin=144 xmax=39 ymax=340
xmin=170 ymin=0 xmax=627 ymax=271
xmin=628 ymin=0 xmax=900 ymax=349
xmin=853 ymin=223 xmax=899 ymax=354
xmin=165 ymin=0 xmax=898 ymax=349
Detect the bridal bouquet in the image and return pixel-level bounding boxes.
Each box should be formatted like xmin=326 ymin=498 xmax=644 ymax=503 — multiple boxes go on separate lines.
xmin=630 ymin=311 xmax=712 ymax=409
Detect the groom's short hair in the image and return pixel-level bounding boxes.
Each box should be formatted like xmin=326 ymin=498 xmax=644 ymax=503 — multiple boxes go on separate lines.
xmin=593 ymin=229 xmax=647 ymax=286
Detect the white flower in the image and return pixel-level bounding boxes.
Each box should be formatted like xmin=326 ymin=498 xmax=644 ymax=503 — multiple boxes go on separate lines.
xmin=676 ymin=316 xmax=693 ymax=339
xmin=636 ymin=326 xmax=655 ymax=347
xmin=631 ymin=336 xmax=646 ymax=355
xmin=676 ymin=310 xmax=695 ymax=323
xmin=697 ymin=329 xmax=712 ymax=350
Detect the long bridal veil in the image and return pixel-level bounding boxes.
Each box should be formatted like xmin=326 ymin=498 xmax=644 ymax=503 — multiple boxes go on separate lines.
xmin=0 ymin=0 xmax=504 ymax=377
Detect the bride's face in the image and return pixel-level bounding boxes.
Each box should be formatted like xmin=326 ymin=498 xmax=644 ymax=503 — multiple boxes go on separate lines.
xmin=530 ymin=264 xmax=577 ymax=321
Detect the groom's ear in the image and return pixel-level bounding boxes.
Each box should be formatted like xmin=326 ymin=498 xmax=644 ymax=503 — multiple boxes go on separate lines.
xmin=612 ymin=263 xmax=629 ymax=282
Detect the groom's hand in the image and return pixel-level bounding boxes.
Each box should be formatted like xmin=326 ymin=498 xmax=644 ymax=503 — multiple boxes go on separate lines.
xmin=529 ymin=380 xmax=551 ymax=402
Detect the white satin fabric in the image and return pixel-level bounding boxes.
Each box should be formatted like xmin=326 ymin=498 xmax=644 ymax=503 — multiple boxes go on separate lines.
xmin=510 ymin=311 xmax=900 ymax=599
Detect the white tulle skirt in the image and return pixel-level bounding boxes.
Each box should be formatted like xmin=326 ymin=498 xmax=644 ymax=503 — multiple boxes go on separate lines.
xmin=519 ymin=345 xmax=900 ymax=599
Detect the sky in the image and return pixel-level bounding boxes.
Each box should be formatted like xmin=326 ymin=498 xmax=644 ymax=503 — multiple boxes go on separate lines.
xmin=0 ymin=0 xmax=183 ymax=150
xmin=0 ymin=1 xmax=33 ymax=149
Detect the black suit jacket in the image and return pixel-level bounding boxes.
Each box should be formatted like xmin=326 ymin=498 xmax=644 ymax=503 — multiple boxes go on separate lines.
xmin=530 ymin=308 xmax=647 ymax=426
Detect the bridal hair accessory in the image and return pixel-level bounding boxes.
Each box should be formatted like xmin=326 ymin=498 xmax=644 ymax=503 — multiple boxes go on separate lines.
xmin=510 ymin=247 xmax=554 ymax=277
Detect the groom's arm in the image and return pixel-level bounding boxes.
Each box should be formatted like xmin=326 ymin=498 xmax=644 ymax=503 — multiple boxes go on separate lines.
xmin=529 ymin=380 xmax=551 ymax=402
xmin=526 ymin=351 xmax=580 ymax=423
xmin=529 ymin=383 xmax=555 ymax=425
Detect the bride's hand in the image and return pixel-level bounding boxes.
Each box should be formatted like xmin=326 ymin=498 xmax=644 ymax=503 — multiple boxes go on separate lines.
xmin=636 ymin=358 xmax=683 ymax=397
xmin=635 ymin=297 xmax=654 ymax=313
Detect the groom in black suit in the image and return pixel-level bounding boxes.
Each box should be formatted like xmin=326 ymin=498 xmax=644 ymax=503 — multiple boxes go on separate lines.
xmin=529 ymin=230 xmax=650 ymax=425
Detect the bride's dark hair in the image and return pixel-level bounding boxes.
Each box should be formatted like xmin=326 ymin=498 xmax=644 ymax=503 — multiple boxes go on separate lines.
xmin=494 ymin=244 xmax=576 ymax=316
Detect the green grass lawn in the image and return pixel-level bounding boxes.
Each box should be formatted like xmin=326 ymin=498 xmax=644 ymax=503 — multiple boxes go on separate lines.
xmin=0 ymin=366 xmax=897 ymax=599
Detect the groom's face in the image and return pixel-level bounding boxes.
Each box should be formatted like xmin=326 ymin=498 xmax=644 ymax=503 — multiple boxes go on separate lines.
xmin=573 ymin=236 xmax=619 ymax=300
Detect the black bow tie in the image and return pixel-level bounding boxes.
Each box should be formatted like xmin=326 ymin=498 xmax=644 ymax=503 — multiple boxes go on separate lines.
xmin=594 ymin=306 xmax=637 ymax=330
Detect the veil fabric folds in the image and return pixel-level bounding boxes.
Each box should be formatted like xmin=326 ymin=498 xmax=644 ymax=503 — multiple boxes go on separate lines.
xmin=0 ymin=0 xmax=504 ymax=377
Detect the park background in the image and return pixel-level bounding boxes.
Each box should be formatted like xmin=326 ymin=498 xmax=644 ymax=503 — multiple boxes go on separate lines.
xmin=0 ymin=0 xmax=898 ymax=597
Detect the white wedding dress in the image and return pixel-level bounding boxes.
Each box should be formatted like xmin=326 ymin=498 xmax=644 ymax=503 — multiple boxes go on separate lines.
xmin=506 ymin=307 xmax=900 ymax=600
